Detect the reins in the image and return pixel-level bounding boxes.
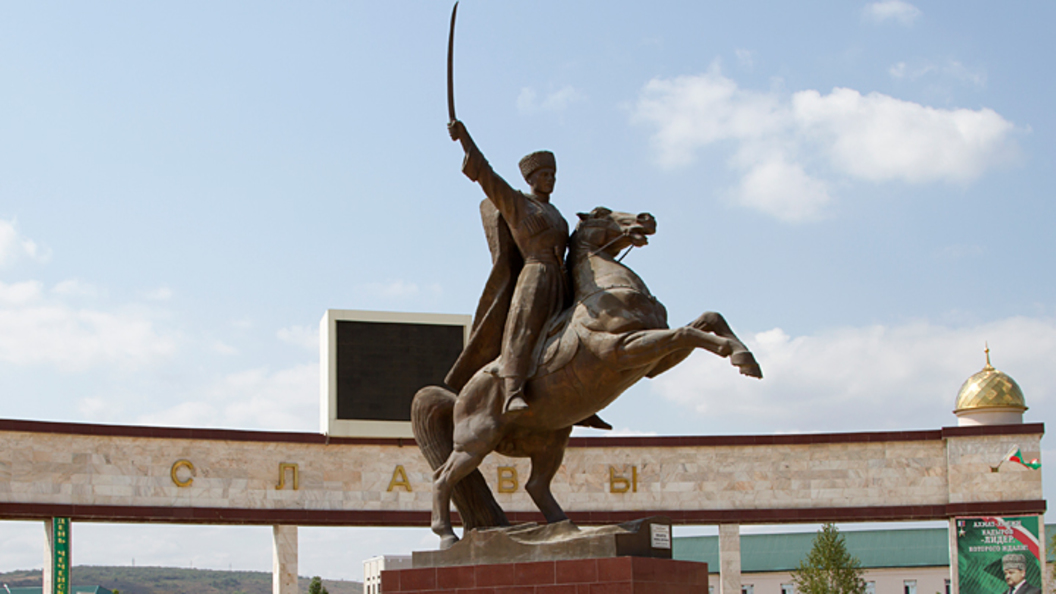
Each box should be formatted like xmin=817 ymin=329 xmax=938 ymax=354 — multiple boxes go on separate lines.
xmin=587 ymin=231 xmax=638 ymax=262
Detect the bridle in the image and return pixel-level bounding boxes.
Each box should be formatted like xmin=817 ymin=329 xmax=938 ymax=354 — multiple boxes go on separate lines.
xmin=581 ymin=222 xmax=642 ymax=262
xmin=572 ymin=221 xmax=656 ymax=305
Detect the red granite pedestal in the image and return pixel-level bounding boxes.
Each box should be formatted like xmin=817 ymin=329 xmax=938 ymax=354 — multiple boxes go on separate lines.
xmin=381 ymin=556 xmax=708 ymax=593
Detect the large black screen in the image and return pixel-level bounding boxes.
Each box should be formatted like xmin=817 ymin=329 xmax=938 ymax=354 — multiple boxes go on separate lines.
xmin=335 ymin=320 xmax=464 ymax=421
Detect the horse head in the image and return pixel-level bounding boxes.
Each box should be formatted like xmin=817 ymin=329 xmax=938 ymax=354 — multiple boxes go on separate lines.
xmin=573 ymin=207 xmax=657 ymax=258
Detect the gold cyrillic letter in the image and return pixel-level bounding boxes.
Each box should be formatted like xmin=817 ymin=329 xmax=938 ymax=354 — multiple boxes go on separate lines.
xmin=388 ymin=465 xmax=412 ymax=492
xmin=276 ymin=462 xmax=300 ymax=490
xmin=497 ymin=466 xmax=519 ymax=493
xmin=171 ymin=459 xmax=194 ymax=487
xmin=609 ymin=465 xmax=638 ymax=493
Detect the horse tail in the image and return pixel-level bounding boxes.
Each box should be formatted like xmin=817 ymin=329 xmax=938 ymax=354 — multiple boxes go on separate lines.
xmin=411 ymin=385 xmax=509 ymax=530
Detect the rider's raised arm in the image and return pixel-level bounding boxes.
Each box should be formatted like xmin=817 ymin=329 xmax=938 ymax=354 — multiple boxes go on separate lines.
xmin=449 ymin=120 xmax=525 ymax=227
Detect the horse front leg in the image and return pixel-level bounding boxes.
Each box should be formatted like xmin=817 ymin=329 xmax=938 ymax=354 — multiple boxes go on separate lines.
xmin=525 ymin=427 xmax=573 ymax=524
xmin=689 ymin=312 xmax=762 ymax=378
xmin=615 ymin=326 xmax=761 ymax=378
xmin=615 ymin=326 xmax=731 ymax=370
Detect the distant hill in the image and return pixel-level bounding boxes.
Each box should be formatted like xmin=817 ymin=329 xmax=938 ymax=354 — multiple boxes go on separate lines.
xmin=0 ymin=566 xmax=362 ymax=594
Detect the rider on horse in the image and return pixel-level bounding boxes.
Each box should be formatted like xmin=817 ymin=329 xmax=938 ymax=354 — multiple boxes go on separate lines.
xmin=446 ymin=119 xmax=608 ymax=429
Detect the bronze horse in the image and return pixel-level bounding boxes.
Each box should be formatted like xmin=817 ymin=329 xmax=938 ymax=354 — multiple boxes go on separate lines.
xmin=412 ymin=207 xmax=762 ymax=548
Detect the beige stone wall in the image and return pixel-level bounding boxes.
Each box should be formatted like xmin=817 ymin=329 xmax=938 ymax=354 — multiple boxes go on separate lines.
xmin=946 ymin=434 xmax=1043 ymax=504
xmin=532 ymin=440 xmax=952 ymax=511
xmin=0 ymin=429 xmax=1041 ymax=514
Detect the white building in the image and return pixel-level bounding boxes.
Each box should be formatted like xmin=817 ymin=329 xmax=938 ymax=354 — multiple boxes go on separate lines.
xmin=363 ymin=555 xmax=412 ymax=594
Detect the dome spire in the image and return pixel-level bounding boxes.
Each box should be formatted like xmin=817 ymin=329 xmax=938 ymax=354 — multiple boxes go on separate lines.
xmin=954 ymin=343 xmax=1026 ymax=426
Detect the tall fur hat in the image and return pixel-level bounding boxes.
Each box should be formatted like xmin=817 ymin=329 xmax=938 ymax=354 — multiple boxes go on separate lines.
xmin=1002 ymin=553 xmax=1026 ymax=571
xmin=519 ymin=150 xmax=556 ymax=182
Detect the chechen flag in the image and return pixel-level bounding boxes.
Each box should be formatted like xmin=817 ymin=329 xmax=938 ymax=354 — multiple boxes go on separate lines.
xmin=1006 ymin=446 xmax=1041 ymax=470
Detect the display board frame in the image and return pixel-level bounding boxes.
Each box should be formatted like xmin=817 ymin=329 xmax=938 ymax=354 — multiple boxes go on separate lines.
xmin=319 ymin=309 xmax=470 ymax=438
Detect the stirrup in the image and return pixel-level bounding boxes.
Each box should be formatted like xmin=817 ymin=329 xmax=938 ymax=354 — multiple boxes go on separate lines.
xmin=503 ymin=394 xmax=529 ymax=414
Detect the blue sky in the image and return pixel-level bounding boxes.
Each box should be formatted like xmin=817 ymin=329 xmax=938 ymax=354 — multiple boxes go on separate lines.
xmin=1 ymin=0 xmax=1053 ymax=581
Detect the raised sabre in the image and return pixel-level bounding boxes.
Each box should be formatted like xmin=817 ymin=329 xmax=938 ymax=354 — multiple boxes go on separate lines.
xmin=447 ymin=2 xmax=459 ymax=123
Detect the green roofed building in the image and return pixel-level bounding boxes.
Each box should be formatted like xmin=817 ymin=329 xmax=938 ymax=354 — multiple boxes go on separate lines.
xmin=673 ymin=525 xmax=1054 ymax=594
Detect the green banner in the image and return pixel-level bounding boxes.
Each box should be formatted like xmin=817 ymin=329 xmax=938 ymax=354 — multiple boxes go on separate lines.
xmin=956 ymin=516 xmax=1041 ymax=594
xmin=51 ymin=517 xmax=70 ymax=594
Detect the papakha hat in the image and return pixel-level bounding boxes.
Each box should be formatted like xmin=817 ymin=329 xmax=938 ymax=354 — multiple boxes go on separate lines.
xmin=1002 ymin=553 xmax=1026 ymax=571
xmin=519 ymin=150 xmax=556 ymax=182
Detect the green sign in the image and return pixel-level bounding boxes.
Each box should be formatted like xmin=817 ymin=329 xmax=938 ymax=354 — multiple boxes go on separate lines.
xmin=51 ymin=517 xmax=70 ymax=594
xmin=956 ymin=516 xmax=1041 ymax=594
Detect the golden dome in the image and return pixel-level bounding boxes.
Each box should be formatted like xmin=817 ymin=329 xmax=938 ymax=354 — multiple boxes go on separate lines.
xmin=954 ymin=349 xmax=1026 ymax=413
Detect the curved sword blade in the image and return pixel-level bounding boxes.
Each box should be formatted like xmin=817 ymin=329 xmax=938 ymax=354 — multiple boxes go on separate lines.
xmin=447 ymin=2 xmax=459 ymax=123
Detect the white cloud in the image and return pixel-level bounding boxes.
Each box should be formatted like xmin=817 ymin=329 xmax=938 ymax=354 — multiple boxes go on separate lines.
xmin=0 ymin=306 xmax=177 ymax=371
xmin=0 ymin=218 xmax=48 ymax=267
xmin=730 ymin=156 xmax=832 ymax=223
xmin=651 ymin=316 xmax=1056 ymax=434
xmin=633 ymin=67 xmax=785 ymax=169
xmin=137 ymin=362 xmax=319 ymax=431
xmin=793 ymin=87 xmax=1014 ymax=184
xmin=278 ymin=324 xmax=319 ymax=351
xmin=53 ymin=279 xmax=102 ymax=298
xmin=0 ymin=280 xmax=44 ymax=305
xmin=0 ymin=281 xmax=177 ymax=371
xmin=863 ymin=1 xmax=922 ymax=26
xmin=517 ymin=85 xmax=585 ymax=114
xmin=631 ymin=66 xmax=1017 ymax=221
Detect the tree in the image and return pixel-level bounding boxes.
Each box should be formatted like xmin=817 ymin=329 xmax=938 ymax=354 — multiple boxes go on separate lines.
xmin=308 ymin=576 xmax=330 ymax=594
xmin=791 ymin=523 xmax=866 ymax=594
xmin=1051 ymin=532 xmax=1056 ymax=588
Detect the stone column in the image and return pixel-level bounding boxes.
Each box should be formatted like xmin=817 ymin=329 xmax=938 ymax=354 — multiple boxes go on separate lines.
xmin=43 ymin=518 xmax=70 ymax=594
xmin=718 ymin=523 xmax=741 ymax=594
xmin=947 ymin=518 xmax=959 ymax=594
xmin=1038 ymin=519 xmax=1047 ymax=594
xmin=43 ymin=519 xmax=54 ymax=594
xmin=273 ymin=525 xmax=298 ymax=594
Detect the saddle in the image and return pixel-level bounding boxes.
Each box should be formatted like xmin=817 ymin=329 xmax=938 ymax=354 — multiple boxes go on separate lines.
xmin=478 ymin=305 xmax=612 ymax=430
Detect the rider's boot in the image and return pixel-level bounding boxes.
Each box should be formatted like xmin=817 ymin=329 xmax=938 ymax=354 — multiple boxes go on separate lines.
xmin=503 ymin=377 xmax=529 ymax=415
xmin=574 ymin=414 xmax=612 ymax=430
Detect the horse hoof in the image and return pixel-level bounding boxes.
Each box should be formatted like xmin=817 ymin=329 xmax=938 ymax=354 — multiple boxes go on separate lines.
xmin=440 ymin=534 xmax=459 ymax=550
xmin=731 ymin=352 xmax=763 ymax=379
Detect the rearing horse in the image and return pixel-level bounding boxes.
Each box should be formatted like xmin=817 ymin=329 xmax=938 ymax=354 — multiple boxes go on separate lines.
xmin=412 ymin=207 xmax=762 ymax=548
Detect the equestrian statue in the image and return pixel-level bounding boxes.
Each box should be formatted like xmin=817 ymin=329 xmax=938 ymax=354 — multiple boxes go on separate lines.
xmin=411 ymin=3 xmax=763 ymax=549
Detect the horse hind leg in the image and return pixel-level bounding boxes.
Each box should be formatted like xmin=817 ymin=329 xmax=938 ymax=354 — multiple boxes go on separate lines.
xmin=432 ymin=447 xmax=489 ymax=549
xmin=525 ymin=427 xmax=572 ymax=524
xmin=411 ymin=386 xmax=508 ymax=531
xmin=691 ymin=312 xmax=763 ymax=378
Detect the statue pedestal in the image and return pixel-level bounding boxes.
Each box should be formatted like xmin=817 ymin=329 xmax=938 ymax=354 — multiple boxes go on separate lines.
xmin=380 ymin=556 xmax=709 ymax=593
xmin=413 ymin=518 xmax=674 ymax=568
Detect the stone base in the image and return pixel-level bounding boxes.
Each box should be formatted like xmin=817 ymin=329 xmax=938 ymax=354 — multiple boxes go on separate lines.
xmin=381 ymin=556 xmax=708 ymax=593
xmin=413 ymin=517 xmax=672 ymax=568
